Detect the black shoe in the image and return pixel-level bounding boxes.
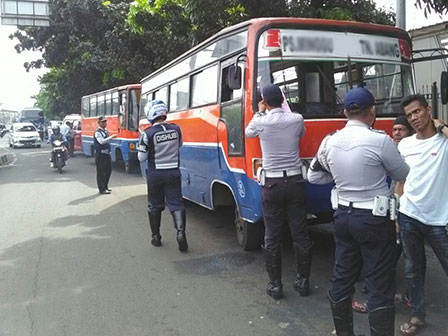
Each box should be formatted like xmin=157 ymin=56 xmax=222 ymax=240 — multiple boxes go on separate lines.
xmin=262 ymin=246 xmax=283 ymax=300
xmin=293 ymin=242 xmax=313 ymax=296
xmin=171 ymin=210 xmax=188 ymax=252
xmin=151 ymin=234 xmax=162 ymax=247
xmin=369 ymin=306 xmax=395 ymax=336
xmin=106 ymin=188 xmax=112 ymax=192
xmin=100 ymin=190 xmax=111 ymax=194
xmin=329 ymin=291 xmax=355 ymax=336
xmin=148 ymin=212 xmax=162 ymax=247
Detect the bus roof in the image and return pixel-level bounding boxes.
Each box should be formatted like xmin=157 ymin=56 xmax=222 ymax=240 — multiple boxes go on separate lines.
xmin=141 ymin=17 xmax=410 ymax=83
xmin=81 ymin=84 xmax=141 ymax=99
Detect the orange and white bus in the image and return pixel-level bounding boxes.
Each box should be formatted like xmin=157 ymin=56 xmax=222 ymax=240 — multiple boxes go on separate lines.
xmin=81 ymin=84 xmax=141 ymax=172
xmin=139 ymin=18 xmax=415 ymax=249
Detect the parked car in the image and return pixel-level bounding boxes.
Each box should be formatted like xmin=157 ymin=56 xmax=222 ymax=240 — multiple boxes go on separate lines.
xmin=9 ymin=123 xmax=41 ymax=148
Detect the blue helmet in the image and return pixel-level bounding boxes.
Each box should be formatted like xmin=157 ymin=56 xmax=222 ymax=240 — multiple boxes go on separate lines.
xmin=145 ymin=100 xmax=168 ymax=123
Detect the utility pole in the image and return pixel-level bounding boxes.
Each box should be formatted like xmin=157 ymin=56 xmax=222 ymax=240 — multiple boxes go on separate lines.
xmin=396 ymin=0 xmax=406 ymax=29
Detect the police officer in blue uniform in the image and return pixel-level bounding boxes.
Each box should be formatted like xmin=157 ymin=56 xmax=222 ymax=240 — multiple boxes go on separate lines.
xmin=138 ymin=100 xmax=187 ymax=252
xmin=308 ymin=87 xmax=410 ymax=336
xmin=246 ymin=84 xmax=313 ymax=300
xmin=94 ymin=117 xmax=116 ymax=194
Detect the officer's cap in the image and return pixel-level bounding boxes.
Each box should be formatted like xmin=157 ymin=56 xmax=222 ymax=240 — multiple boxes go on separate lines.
xmin=344 ymin=87 xmax=375 ymax=111
xmin=262 ymin=84 xmax=283 ymax=101
xmin=98 ymin=116 xmax=107 ymax=123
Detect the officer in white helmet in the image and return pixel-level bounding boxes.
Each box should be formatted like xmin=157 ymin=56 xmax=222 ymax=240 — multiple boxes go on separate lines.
xmin=137 ymin=100 xmax=187 ymax=251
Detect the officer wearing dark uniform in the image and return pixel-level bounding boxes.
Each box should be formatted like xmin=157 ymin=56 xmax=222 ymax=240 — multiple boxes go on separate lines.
xmin=308 ymin=87 xmax=410 ymax=336
xmin=246 ymin=84 xmax=313 ymax=300
xmin=94 ymin=117 xmax=116 ymax=194
xmin=138 ymin=100 xmax=187 ymax=252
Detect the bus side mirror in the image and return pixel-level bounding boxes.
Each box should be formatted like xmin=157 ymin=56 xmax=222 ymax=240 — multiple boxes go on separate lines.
xmin=228 ymin=65 xmax=242 ymax=90
xmin=441 ymin=71 xmax=448 ymax=105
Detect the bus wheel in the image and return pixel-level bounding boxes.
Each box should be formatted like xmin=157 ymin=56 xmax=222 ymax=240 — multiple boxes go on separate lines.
xmin=234 ymin=207 xmax=263 ymax=251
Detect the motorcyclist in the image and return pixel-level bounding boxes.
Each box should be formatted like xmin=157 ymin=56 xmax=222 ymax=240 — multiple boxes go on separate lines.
xmin=49 ymin=126 xmax=68 ymax=167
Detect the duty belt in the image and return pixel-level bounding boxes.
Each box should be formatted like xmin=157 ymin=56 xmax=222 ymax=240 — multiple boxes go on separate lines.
xmin=338 ymin=199 xmax=375 ymax=210
xmin=264 ymin=168 xmax=302 ymax=178
xmin=99 ymin=149 xmax=110 ymax=154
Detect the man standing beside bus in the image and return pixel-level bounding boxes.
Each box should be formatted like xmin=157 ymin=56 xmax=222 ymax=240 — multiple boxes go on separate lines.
xmin=137 ymin=100 xmax=187 ymax=252
xmin=94 ymin=117 xmax=116 ymax=195
xmin=396 ymin=94 xmax=448 ymax=336
xmin=308 ymin=87 xmax=409 ymax=336
xmin=245 ymin=84 xmax=313 ymax=300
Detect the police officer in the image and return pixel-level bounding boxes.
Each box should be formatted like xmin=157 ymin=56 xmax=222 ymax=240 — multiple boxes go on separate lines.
xmin=137 ymin=100 xmax=187 ymax=252
xmin=308 ymin=87 xmax=410 ymax=336
xmin=246 ymin=84 xmax=313 ymax=300
xmin=94 ymin=116 xmax=116 ymax=194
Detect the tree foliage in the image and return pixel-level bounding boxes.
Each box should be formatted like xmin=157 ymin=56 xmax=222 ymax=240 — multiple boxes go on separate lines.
xmin=11 ymin=0 xmax=395 ymax=118
xmin=415 ymin=0 xmax=448 ymax=16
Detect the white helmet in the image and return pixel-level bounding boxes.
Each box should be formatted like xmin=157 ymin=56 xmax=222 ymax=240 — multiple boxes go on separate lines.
xmin=145 ymin=100 xmax=168 ymax=123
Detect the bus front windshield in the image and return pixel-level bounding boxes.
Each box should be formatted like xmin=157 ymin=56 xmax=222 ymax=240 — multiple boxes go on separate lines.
xmin=256 ymin=31 xmax=414 ymax=117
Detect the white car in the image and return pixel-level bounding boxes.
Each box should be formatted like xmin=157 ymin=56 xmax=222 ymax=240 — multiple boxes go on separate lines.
xmin=9 ymin=122 xmax=41 ymax=148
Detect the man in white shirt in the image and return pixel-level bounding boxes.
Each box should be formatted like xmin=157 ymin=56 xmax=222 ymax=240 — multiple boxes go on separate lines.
xmin=396 ymin=94 xmax=448 ymax=336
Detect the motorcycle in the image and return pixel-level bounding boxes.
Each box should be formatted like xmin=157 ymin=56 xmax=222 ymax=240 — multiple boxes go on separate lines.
xmin=51 ymin=139 xmax=67 ymax=174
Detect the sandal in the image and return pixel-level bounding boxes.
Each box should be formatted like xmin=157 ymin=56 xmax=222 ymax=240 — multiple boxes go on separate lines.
xmin=352 ymin=300 xmax=368 ymax=314
xmin=400 ymin=317 xmax=426 ymax=336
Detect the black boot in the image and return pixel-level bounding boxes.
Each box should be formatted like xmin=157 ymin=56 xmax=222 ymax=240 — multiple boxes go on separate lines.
xmin=368 ymin=306 xmax=395 ymax=336
xmin=171 ymin=210 xmax=188 ymax=252
xmin=329 ymin=291 xmax=355 ymax=336
xmin=148 ymin=211 xmax=162 ymax=246
xmin=293 ymin=242 xmax=313 ymax=296
xmin=262 ymin=246 xmax=283 ymax=300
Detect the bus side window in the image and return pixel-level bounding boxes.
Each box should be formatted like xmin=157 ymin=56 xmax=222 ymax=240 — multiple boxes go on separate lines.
xmin=220 ymin=64 xmax=244 ymax=156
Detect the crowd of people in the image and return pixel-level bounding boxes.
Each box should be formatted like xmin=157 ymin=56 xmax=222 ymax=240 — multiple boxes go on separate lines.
xmin=97 ymin=83 xmax=447 ymax=336
xmin=246 ymin=85 xmax=447 ymax=336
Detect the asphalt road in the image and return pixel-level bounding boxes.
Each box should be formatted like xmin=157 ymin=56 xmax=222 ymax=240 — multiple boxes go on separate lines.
xmin=0 ymin=136 xmax=447 ymax=336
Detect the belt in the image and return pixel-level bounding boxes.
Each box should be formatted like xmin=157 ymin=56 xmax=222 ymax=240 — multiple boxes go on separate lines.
xmin=338 ymin=199 xmax=375 ymax=210
xmin=264 ymin=168 xmax=302 ymax=178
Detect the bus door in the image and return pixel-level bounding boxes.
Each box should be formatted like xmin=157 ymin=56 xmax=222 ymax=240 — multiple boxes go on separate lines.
xmin=219 ymin=56 xmax=245 ymax=168
xmin=218 ymin=56 xmax=247 ymax=207
xmin=118 ymin=90 xmax=127 ymax=133
xmin=127 ymin=88 xmax=139 ymax=132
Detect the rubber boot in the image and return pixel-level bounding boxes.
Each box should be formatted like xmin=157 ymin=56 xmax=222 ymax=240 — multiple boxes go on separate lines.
xmin=148 ymin=211 xmax=162 ymax=246
xmin=368 ymin=306 xmax=395 ymax=336
xmin=262 ymin=246 xmax=283 ymax=300
xmin=329 ymin=291 xmax=355 ymax=336
xmin=171 ymin=210 xmax=188 ymax=252
xmin=293 ymin=242 xmax=313 ymax=296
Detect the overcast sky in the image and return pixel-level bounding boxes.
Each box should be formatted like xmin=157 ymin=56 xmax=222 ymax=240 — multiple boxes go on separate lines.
xmin=0 ymin=0 xmax=446 ymax=111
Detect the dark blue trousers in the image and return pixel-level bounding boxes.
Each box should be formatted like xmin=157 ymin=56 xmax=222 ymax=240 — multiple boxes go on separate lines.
xmin=329 ymin=205 xmax=397 ymax=310
xmin=95 ymin=154 xmax=112 ymax=192
xmin=146 ymin=169 xmax=184 ymax=213
xmin=261 ymin=175 xmax=311 ymax=252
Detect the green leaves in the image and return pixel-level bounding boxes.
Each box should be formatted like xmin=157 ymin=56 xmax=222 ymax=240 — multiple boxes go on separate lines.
xmin=11 ymin=0 xmax=397 ymax=118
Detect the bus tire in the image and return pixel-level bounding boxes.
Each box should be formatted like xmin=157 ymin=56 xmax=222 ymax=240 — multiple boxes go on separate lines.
xmin=234 ymin=207 xmax=263 ymax=251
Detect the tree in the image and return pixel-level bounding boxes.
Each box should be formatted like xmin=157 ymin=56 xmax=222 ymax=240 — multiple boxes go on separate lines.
xmin=415 ymin=0 xmax=448 ymax=15
xmin=11 ymin=0 xmax=395 ymax=118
